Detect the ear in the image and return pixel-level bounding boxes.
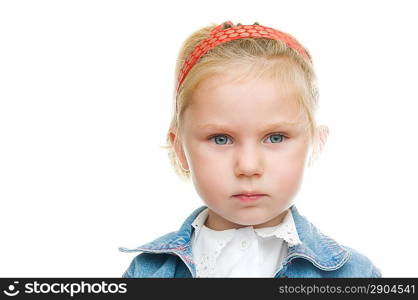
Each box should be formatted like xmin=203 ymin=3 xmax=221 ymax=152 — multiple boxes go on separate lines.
xmin=307 ymin=125 xmax=329 ymax=168
xmin=168 ymin=130 xmax=190 ymax=171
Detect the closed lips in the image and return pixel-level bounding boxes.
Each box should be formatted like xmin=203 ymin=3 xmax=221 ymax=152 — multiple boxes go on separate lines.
xmin=233 ymin=193 xmax=266 ymax=196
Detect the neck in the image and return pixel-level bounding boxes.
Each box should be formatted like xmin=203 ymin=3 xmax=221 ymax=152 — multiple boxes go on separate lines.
xmin=204 ymin=209 xmax=289 ymax=231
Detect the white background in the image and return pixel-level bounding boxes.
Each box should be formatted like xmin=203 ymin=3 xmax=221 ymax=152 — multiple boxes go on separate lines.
xmin=1 ymin=0 xmax=417 ymax=277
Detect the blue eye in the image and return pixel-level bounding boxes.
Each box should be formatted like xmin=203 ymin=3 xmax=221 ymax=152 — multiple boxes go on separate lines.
xmin=211 ymin=135 xmax=231 ymax=145
xmin=210 ymin=133 xmax=286 ymax=145
xmin=267 ymin=134 xmax=285 ymax=143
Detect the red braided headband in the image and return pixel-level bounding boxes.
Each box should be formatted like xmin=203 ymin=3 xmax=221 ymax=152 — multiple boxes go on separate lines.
xmin=176 ymin=21 xmax=311 ymax=96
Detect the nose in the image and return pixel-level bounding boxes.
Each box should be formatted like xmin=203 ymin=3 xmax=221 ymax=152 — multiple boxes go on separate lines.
xmin=234 ymin=142 xmax=264 ymax=177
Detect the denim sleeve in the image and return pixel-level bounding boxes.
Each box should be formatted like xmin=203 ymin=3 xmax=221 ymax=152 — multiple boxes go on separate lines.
xmin=121 ymin=252 xmax=169 ymax=278
xmin=121 ymin=256 xmax=138 ymax=278
xmin=122 ymin=269 xmax=131 ymax=278
xmin=371 ymin=265 xmax=383 ymax=278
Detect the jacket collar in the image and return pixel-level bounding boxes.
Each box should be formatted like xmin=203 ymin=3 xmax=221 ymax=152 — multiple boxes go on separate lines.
xmin=119 ymin=205 xmax=351 ymax=273
xmin=286 ymin=205 xmax=351 ymax=271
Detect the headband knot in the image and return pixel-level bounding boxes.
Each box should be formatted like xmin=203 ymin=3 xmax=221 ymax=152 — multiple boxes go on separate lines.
xmin=222 ymin=22 xmax=233 ymax=29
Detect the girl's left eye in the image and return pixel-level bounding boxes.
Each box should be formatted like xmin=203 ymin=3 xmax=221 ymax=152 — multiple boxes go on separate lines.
xmin=209 ymin=133 xmax=286 ymax=145
xmin=211 ymin=135 xmax=231 ymax=145
xmin=267 ymin=134 xmax=286 ymax=143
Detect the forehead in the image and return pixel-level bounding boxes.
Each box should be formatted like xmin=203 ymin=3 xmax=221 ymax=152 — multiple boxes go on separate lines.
xmin=184 ymin=71 xmax=308 ymax=129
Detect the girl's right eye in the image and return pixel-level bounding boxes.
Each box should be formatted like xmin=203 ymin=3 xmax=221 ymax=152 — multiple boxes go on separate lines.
xmin=210 ymin=134 xmax=231 ymax=145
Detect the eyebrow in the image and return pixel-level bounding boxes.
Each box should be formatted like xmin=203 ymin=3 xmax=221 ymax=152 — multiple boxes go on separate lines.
xmin=197 ymin=121 xmax=300 ymax=131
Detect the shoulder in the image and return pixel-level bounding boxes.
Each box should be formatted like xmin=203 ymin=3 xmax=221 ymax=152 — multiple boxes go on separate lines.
xmin=122 ymin=252 xmax=174 ymax=278
xmin=289 ymin=205 xmax=382 ymax=278
xmin=120 ymin=206 xmax=209 ymax=278
xmin=337 ymin=245 xmax=382 ymax=277
xmin=120 ymin=231 xmax=180 ymax=278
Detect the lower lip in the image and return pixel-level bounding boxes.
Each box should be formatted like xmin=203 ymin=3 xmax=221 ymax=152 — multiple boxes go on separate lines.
xmin=234 ymin=195 xmax=265 ymax=202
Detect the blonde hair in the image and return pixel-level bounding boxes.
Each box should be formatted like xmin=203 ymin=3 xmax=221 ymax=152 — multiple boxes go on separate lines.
xmin=162 ymin=22 xmax=327 ymax=181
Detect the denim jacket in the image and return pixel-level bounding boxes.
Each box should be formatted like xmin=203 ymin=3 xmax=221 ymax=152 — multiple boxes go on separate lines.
xmin=119 ymin=205 xmax=382 ymax=278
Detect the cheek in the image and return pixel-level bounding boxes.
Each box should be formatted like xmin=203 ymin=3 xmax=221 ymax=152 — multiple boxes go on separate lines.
xmin=187 ymin=147 xmax=231 ymax=197
xmin=187 ymin=142 xmax=228 ymax=172
xmin=267 ymin=146 xmax=308 ymax=185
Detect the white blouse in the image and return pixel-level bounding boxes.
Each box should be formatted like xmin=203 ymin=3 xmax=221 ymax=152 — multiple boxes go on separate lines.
xmin=190 ymin=208 xmax=302 ymax=277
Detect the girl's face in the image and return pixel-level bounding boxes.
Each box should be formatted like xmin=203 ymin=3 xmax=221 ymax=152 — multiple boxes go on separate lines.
xmin=171 ymin=70 xmax=312 ymax=230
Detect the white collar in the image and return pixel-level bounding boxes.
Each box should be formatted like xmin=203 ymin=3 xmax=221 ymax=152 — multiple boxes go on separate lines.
xmin=191 ymin=207 xmax=302 ymax=247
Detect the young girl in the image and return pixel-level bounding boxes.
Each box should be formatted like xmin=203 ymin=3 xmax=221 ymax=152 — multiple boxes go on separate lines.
xmin=119 ymin=21 xmax=382 ymax=278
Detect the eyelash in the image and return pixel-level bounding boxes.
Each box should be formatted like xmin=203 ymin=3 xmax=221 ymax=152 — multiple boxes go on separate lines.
xmin=208 ymin=133 xmax=287 ymax=145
